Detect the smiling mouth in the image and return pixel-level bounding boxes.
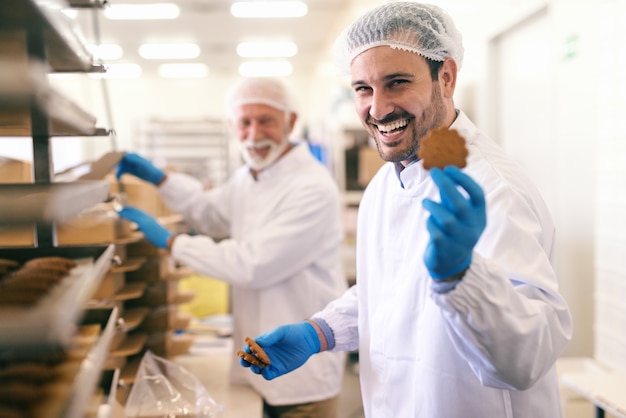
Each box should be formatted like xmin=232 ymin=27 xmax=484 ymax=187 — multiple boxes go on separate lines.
xmin=247 ymin=144 xmax=271 ymax=154
xmin=372 ymin=118 xmax=410 ymax=139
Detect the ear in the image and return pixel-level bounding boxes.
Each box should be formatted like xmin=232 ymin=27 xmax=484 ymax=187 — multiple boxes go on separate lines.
xmin=288 ymin=112 xmax=298 ymax=132
xmin=439 ymin=58 xmax=458 ymax=98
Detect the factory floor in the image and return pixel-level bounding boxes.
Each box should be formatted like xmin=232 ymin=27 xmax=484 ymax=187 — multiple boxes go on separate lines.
xmin=338 ymin=353 xmax=365 ymax=418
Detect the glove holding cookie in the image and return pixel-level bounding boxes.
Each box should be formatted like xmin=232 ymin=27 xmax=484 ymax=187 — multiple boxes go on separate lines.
xmin=239 ymin=321 xmax=321 ymax=380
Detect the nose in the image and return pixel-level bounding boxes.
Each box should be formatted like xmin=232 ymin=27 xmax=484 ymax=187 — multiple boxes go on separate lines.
xmin=369 ymin=89 xmax=395 ymax=121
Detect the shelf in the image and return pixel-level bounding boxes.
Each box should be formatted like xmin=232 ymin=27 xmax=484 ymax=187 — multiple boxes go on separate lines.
xmin=0 ymin=59 xmax=98 ymax=136
xmin=65 ymin=306 xmax=119 ymax=418
xmin=0 ymin=180 xmax=110 ymax=225
xmin=0 ymin=244 xmax=115 ymax=354
xmin=0 ymin=0 xmax=93 ymax=72
xmin=67 ymin=0 xmax=106 ymax=8
xmin=343 ymin=190 xmax=364 ymax=206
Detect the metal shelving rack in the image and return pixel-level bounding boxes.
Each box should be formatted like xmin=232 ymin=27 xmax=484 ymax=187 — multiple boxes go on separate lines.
xmin=136 ymin=117 xmax=236 ymax=188
xmin=0 ymin=0 xmax=110 ymax=246
xmin=0 ymin=1 xmax=118 ymax=416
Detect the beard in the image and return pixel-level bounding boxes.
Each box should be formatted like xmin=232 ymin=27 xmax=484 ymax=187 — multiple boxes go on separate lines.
xmin=239 ymin=137 xmax=289 ymax=171
xmin=370 ymin=82 xmax=448 ymax=163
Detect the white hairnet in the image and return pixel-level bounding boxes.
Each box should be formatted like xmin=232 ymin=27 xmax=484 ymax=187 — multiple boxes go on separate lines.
xmin=334 ymin=2 xmax=464 ymax=74
xmin=224 ymin=77 xmax=298 ymax=116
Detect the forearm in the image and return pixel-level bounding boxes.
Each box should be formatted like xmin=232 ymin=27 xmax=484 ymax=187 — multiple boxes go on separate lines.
xmin=312 ymin=285 xmax=359 ymax=352
xmin=433 ymin=254 xmax=572 ymax=390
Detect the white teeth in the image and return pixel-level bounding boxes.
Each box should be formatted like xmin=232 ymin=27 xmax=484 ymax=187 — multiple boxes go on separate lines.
xmin=377 ymin=119 xmax=408 ymax=133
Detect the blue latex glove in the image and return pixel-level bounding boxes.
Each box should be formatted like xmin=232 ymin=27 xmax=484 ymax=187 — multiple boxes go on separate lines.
xmin=240 ymin=322 xmax=320 ymax=380
xmin=118 ymin=206 xmax=172 ymax=249
xmin=116 ymin=152 xmax=165 ymax=185
xmin=422 ymin=166 xmax=486 ymax=280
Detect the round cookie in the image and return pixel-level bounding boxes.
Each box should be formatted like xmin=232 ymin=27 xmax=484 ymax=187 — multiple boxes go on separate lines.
xmin=418 ymin=127 xmax=468 ymax=169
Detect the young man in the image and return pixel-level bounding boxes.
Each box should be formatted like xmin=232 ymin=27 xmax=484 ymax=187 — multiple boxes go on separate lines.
xmin=239 ymin=3 xmax=573 ymax=417
xmin=117 ymin=77 xmax=347 ymax=418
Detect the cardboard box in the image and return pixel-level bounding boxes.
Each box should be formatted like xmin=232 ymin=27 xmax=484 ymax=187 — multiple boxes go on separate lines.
xmin=56 ymin=205 xmax=134 ymax=245
xmin=137 ymin=306 xmax=193 ymax=332
xmin=125 ymin=256 xmax=177 ymax=283
xmin=126 ymin=239 xmax=165 ymax=258
xmin=0 ymin=156 xmax=31 ymax=183
xmin=144 ymin=331 xmax=194 ymax=358
xmin=0 ymin=224 xmax=35 ymax=246
xmin=109 ymin=174 xmax=174 ymax=218
xmin=358 ymin=146 xmax=385 ymax=187
xmin=126 ymin=281 xmax=195 ymax=307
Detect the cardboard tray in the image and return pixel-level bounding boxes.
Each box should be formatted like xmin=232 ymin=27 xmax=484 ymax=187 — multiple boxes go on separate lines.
xmin=63 ymin=307 xmax=119 ymax=418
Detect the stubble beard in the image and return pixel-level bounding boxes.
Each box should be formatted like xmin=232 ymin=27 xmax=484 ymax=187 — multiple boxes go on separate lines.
xmin=371 ymin=82 xmax=447 ymax=164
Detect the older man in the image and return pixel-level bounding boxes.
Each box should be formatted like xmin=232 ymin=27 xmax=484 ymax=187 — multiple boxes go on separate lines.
xmin=117 ymin=77 xmax=347 ymax=418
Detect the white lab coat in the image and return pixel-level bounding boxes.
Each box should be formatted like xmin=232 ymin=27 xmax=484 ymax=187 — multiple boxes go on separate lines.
xmin=159 ymin=142 xmax=347 ymax=405
xmin=314 ymin=111 xmax=573 ymax=417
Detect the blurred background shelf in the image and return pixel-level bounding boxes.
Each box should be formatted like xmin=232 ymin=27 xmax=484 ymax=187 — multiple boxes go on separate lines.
xmin=0 ymin=0 xmax=93 ymax=72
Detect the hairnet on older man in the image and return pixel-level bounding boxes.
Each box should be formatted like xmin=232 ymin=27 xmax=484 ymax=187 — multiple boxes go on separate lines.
xmin=333 ymin=1 xmax=465 ymax=74
xmin=224 ymin=77 xmax=299 ymax=115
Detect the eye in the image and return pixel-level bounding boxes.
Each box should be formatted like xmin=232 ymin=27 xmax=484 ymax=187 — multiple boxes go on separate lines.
xmin=353 ymin=85 xmax=372 ymax=95
xmin=389 ymin=79 xmax=409 ymax=88
xmin=236 ymin=119 xmax=250 ymax=129
xmin=259 ymin=117 xmax=275 ymax=126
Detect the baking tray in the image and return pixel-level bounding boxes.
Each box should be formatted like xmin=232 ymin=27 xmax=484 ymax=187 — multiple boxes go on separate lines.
xmin=0 ymin=243 xmax=115 ymax=352
xmin=0 ymin=180 xmax=110 ymax=225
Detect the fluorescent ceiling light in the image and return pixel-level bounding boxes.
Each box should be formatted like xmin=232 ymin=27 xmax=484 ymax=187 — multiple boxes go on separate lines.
xmin=158 ymin=63 xmax=209 ymax=78
xmin=237 ymin=41 xmax=298 ymax=58
xmin=239 ymin=60 xmax=293 ymax=77
xmin=231 ymin=1 xmax=308 ymax=18
xmin=138 ymin=43 xmax=200 ymax=59
xmin=91 ymin=63 xmax=142 ymax=79
xmin=88 ymin=44 xmax=123 ymax=60
xmin=104 ymin=3 xmax=180 ymax=20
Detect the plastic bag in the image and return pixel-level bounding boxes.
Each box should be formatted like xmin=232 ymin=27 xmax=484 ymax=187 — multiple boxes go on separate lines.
xmin=124 ymin=350 xmax=224 ymax=418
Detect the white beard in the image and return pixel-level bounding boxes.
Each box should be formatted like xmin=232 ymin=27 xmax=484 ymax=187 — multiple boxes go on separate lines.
xmin=239 ymin=137 xmax=289 ymax=171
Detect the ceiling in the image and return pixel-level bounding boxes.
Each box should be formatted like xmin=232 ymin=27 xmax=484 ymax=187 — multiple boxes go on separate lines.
xmin=73 ymin=0 xmax=355 ymax=78
xmin=70 ymin=0 xmax=535 ymax=79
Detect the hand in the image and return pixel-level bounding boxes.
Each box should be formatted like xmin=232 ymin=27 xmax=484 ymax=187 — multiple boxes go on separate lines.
xmin=422 ymin=166 xmax=486 ymax=280
xmin=240 ymin=322 xmax=320 ymax=380
xmin=118 ymin=206 xmax=172 ymax=249
xmin=116 ymin=152 xmax=165 ymax=185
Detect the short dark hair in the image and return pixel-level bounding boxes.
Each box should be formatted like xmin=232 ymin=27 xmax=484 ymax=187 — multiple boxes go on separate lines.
xmin=426 ymin=58 xmax=444 ymax=81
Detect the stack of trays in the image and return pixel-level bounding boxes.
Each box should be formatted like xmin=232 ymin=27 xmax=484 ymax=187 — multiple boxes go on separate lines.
xmin=0 ymin=245 xmax=117 ymax=418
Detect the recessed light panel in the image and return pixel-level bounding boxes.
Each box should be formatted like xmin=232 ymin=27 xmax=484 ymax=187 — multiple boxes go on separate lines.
xmin=104 ymin=3 xmax=180 ymax=20
xmin=92 ymin=63 xmax=142 ymax=79
xmin=138 ymin=43 xmax=201 ymax=60
xmin=158 ymin=63 xmax=209 ymax=78
xmin=237 ymin=41 xmax=298 ymax=58
xmin=231 ymin=1 xmax=308 ymax=18
xmin=239 ymin=61 xmax=293 ymax=77
xmin=88 ymin=44 xmax=123 ymax=60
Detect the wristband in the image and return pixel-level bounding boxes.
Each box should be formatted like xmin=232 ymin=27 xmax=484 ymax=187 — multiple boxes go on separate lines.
xmin=310 ymin=317 xmax=335 ymax=351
